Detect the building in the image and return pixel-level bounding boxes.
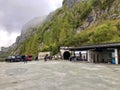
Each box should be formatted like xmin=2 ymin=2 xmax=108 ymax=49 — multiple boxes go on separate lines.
xmin=69 ymin=42 xmax=120 ymax=64
xmin=60 ymin=47 xmax=71 ymax=59
xmin=38 ymin=52 xmax=50 ymax=60
xmin=60 ymin=47 xmax=87 ymax=60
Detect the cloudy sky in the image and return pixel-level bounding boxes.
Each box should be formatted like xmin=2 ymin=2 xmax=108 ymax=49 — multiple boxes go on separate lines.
xmin=0 ymin=0 xmax=63 ymax=48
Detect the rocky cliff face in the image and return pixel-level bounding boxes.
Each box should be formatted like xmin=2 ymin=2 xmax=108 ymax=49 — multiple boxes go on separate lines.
xmin=16 ymin=16 xmax=46 ymax=45
xmin=63 ymin=0 xmax=80 ymax=7
xmin=75 ymin=0 xmax=120 ymax=33
xmin=9 ymin=0 xmax=80 ymax=54
xmin=9 ymin=12 xmax=56 ymax=54
xmin=4 ymin=16 xmax=46 ymax=54
xmin=15 ymin=12 xmax=55 ymax=46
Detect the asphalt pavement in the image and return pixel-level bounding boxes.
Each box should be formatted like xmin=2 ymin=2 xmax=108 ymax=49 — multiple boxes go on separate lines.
xmin=0 ymin=60 xmax=120 ymax=90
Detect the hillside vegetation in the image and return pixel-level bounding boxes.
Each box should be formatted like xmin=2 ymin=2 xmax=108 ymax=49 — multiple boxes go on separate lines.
xmin=12 ymin=0 xmax=120 ymax=56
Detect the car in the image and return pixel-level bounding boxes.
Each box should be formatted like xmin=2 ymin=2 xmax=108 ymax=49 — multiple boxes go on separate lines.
xmin=15 ymin=55 xmax=22 ymax=62
xmin=6 ymin=55 xmax=22 ymax=62
xmin=6 ymin=56 xmax=16 ymax=62
xmin=26 ymin=55 xmax=32 ymax=61
xmin=21 ymin=55 xmax=32 ymax=61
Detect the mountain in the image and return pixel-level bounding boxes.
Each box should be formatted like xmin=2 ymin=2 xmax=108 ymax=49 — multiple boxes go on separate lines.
xmin=14 ymin=12 xmax=56 ymax=47
xmin=0 ymin=16 xmax=46 ymax=57
xmin=16 ymin=16 xmax=47 ymax=45
xmin=10 ymin=12 xmax=55 ymax=55
xmin=63 ymin=0 xmax=80 ymax=7
xmin=11 ymin=0 xmax=120 ymax=56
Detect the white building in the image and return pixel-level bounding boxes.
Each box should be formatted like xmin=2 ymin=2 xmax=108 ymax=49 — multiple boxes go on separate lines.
xmin=38 ymin=52 xmax=50 ymax=60
xmin=69 ymin=42 xmax=120 ymax=64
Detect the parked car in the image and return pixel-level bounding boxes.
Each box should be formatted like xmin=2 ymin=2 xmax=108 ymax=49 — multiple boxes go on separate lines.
xmin=6 ymin=56 xmax=16 ymax=62
xmin=21 ymin=55 xmax=32 ymax=61
xmin=15 ymin=55 xmax=22 ymax=62
xmin=26 ymin=55 xmax=32 ymax=61
xmin=6 ymin=55 xmax=23 ymax=62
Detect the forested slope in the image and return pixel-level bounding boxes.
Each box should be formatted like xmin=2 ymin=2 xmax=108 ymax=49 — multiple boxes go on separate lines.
xmin=11 ymin=0 xmax=120 ymax=56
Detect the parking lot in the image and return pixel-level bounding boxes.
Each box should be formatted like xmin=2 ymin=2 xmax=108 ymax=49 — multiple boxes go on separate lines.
xmin=0 ymin=60 xmax=120 ymax=90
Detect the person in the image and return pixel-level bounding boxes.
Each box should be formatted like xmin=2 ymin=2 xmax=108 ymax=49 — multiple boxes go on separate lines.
xmin=23 ymin=55 xmax=27 ymax=63
xmin=44 ymin=54 xmax=48 ymax=62
xmin=35 ymin=56 xmax=38 ymax=61
xmin=73 ymin=55 xmax=77 ymax=62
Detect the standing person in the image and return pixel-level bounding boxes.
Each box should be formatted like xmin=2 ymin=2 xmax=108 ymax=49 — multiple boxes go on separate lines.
xmin=44 ymin=54 xmax=48 ymax=62
xmin=35 ymin=55 xmax=38 ymax=61
xmin=23 ymin=55 xmax=27 ymax=63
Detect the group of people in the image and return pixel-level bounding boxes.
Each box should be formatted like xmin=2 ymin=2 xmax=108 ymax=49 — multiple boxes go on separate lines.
xmin=44 ymin=54 xmax=52 ymax=61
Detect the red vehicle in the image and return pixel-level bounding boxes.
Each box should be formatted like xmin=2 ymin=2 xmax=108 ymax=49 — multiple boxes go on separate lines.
xmin=26 ymin=55 xmax=32 ymax=61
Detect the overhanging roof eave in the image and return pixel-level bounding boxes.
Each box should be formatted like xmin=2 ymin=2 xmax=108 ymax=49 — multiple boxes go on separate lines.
xmin=69 ymin=42 xmax=120 ymax=51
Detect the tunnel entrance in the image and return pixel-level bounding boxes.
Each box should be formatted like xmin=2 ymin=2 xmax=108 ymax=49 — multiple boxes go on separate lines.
xmin=63 ymin=51 xmax=70 ymax=60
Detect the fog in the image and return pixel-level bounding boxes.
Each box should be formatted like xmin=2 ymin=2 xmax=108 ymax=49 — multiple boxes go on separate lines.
xmin=0 ymin=0 xmax=63 ymax=47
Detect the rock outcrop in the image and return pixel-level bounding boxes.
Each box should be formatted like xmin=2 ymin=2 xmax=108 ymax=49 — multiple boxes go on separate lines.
xmin=63 ymin=0 xmax=80 ymax=7
xmin=16 ymin=16 xmax=46 ymax=45
xmin=15 ymin=12 xmax=56 ymax=46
